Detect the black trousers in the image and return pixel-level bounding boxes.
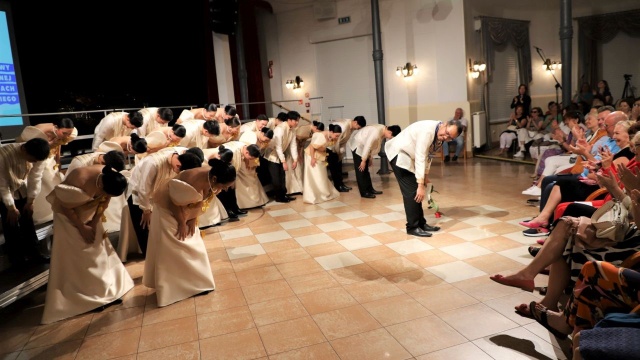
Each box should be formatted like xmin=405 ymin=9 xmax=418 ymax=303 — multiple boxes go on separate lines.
xmin=257 ymin=156 xmax=271 ymax=187
xmin=326 ymin=149 xmax=344 ymax=189
xmin=390 ymin=157 xmax=427 ymax=230
xmin=352 ymin=151 xmax=373 ymax=195
xmin=217 ymin=187 xmax=239 ymax=212
xmin=267 ymin=160 xmax=287 ymax=199
xmin=127 ymin=195 xmax=148 ymax=256
xmin=0 ymin=198 xmax=42 ymax=265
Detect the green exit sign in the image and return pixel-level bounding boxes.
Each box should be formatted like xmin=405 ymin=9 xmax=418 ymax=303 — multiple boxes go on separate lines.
xmin=338 ymin=16 xmax=351 ymax=24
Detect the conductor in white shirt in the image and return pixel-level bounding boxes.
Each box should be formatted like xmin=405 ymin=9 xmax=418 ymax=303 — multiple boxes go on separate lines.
xmin=385 ymin=119 xmax=462 ymax=237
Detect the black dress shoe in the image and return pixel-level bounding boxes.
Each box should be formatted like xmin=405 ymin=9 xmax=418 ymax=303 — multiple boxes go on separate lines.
xmin=275 ymin=197 xmax=291 ymax=203
xmin=235 ymin=209 xmax=248 ymax=215
xmin=370 ymin=189 xmax=383 ymax=195
xmin=286 ymin=196 xmax=297 ymax=201
xmin=228 ymin=215 xmax=240 ymax=222
xmin=421 ymin=224 xmax=441 ymax=232
xmin=361 ymin=193 xmax=376 ymax=199
xmin=407 ymin=228 xmax=432 ymax=237
xmin=343 ymin=185 xmax=352 ymax=190
xmin=338 ymin=185 xmax=350 ymax=192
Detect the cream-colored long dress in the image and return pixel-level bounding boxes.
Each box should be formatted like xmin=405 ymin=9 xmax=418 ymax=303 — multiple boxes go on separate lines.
xmin=285 ymin=125 xmax=311 ymax=195
xmin=143 ymin=179 xmax=215 ymax=307
xmin=303 ymin=132 xmax=339 ymax=204
xmin=237 ymin=157 xmax=269 ymax=210
xmin=42 ymin=185 xmax=134 ymax=324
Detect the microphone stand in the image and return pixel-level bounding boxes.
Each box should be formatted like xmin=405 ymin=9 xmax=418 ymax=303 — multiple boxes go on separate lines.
xmin=534 ymin=47 xmax=562 ymax=105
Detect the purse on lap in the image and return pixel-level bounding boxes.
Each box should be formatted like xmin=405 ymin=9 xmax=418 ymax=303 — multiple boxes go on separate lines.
xmin=590 ymin=196 xmax=631 ymax=242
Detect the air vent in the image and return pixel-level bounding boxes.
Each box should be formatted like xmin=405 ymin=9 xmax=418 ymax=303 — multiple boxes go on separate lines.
xmin=314 ymin=0 xmax=337 ymax=20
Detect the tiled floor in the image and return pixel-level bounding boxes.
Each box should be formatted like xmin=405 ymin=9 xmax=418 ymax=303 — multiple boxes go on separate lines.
xmin=0 ymin=157 xmax=575 ymax=359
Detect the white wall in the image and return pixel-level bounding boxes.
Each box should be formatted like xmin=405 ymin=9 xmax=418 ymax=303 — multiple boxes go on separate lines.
xmin=212 ymin=33 xmax=236 ymax=105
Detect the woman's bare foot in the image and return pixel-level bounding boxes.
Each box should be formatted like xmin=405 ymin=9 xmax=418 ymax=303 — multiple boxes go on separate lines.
xmin=490 ymin=273 xmax=535 ymax=292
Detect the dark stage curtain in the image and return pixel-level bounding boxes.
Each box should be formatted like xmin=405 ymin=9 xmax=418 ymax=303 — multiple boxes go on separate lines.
xmin=480 ymin=16 xmax=532 ymax=86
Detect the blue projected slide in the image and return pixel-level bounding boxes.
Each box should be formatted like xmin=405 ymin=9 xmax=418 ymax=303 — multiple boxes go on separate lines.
xmin=0 ymin=10 xmax=23 ymax=126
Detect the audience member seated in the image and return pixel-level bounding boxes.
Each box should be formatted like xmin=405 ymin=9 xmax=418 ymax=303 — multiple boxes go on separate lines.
xmin=498 ymin=104 xmax=527 ymax=155
xmin=572 ymin=82 xmax=594 ymax=111
xmin=514 ymin=106 xmax=545 ymax=159
xmin=443 ymin=108 xmax=468 ymax=162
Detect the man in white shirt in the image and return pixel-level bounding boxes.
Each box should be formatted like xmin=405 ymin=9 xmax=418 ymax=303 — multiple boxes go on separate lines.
xmin=135 ymin=107 xmax=174 ymax=137
xmin=350 ymin=119 xmax=389 ymax=198
xmin=0 ymin=138 xmax=51 ymax=267
xmin=443 ymin=108 xmax=468 ymax=162
xmin=92 ymin=111 xmax=143 ymax=150
xmin=126 ymin=147 xmax=203 ymax=255
xmin=262 ymin=111 xmax=300 ymax=202
xmin=327 ymin=117 xmax=364 ymax=192
xmin=385 ymin=120 xmax=462 ymax=237
xmin=239 ymin=114 xmax=272 ymax=137
xmin=178 ymin=120 xmax=220 ymax=149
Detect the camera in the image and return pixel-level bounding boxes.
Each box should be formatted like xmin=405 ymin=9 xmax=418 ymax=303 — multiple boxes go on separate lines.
xmin=624 ymin=74 xmax=632 ymax=80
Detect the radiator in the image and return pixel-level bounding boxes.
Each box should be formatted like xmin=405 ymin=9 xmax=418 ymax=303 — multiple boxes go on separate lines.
xmin=472 ymin=111 xmax=487 ymax=148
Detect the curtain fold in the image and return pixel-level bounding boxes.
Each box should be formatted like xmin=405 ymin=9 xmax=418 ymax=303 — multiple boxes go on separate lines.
xmin=480 ymin=16 xmax=532 ymax=86
xmin=576 ymin=9 xmax=640 ymax=89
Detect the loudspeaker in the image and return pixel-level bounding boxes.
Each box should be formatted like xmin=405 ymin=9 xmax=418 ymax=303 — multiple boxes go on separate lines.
xmin=209 ymin=0 xmax=238 ymax=35
xmin=314 ymin=0 xmax=337 ymax=20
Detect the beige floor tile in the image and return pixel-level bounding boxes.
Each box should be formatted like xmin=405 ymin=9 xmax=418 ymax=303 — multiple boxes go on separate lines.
xmin=261 ymin=239 xmax=302 ymax=253
xmin=142 ymin=297 xmax=196 ymax=326
xmin=268 ymin=247 xmax=312 ymax=265
xmin=199 ymin=328 xmax=267 ymax=360
xmin=286 ymin=271 xmax=341 ymax=295
xmin=370 ymin=231 xmax=412 ymax=244
xmin=366 ymin=256 xmax=422 ymax=276
xmin=343 ymin=277 xmax=405 ymax=303
xmin=410 ymin=284 xmax=479 ymax=314
xmin=311 ymin=305 xmax=381 ymax=340
xmin=276 ymin=258 xmax=325 ymax=278
xmin=213 ymin=272 xmax=240 ymax=290
xmin=308 ymin=215 xmax=347 ymax=226
xmin=86 ymin=306 xmax=144 ymax=338
xmin=241 ymin=279 xmax=295 ymax=305
xmin=327 ymin=263 xmax=382 ymax=285
xmin=361 ymin=294 xmax=432 ymax=326
xmin=472 ymin=327 xmax=568 ymax=359
xmin=405 ymin=249 xmax=458 ymax=268
xmin=330 ymin=328 xmax=412 ymax=360
xmin=15 ymin=339 xmax=82 ymax=360
xmin=464 ymin=253 xmax=526 ymax=275
xmin=473 ymin=236 xmax=524 ymax=252
xmin=438 ymin=303 xmax=519 ymax=340
xmin=482 ymin=292 xmax=541 ymax=326
xmin=210 ymin=258 xmax=234 ymax=275
xmin=203 ymin=237 xmax=224 ymax=252
xmin=326 ymin=228 xmax=366 ymax=240
xmin=352 ymin=245 xmax=399 ymax=262
xmin=385 ymin=269 xmax=446 ymax=293
xmin=222 ymin=235 xmax=260 ymax=248
xmin=257 ymin=316 xmax=326 ymax=355
xmin=346 ymin=216 xmax=381 ymax=227
xmin=297 ymin=287 xmax=359 ymax=315
xmin=0 ymin=327 xmax=36 ymax=354
xmin=138 ymin=315 xmax=198 ymax=353
xmin=286 ymin=225 xmax=323 ymax=238
xmin=231 ymin=254 xmax=274 ymax=272
xmin=249 ymin=223 xmax=285 ymax=235
xmin=248 ymin=296 xmax=309 ymax=326
xmin=235 ymin=265 xmax=283 ymax=286
xmin=415 ymin=342 xmax=493 ymax=360
xmin=275 ymin=213 xmax=305 ymax=222
xmin=304 ymin=242 xmax=348 ymax=257
xmin=75 ymin=327 xmax=141 ymax=360
xmin=194 ymin=288 xmax=247 ymax=315
xmin=197 ymin=306 xmax=255 ymax=339
xmin=386 ymin=315 xmax=467 ymax=357
xmin=136 ymin=340 xmax=200 ymax=360
xmin=24 ymin=314 xmax=92 ymax=349
xmin=420 ymin=233 xmax=467 ymax=248
xmin=268 ymin=342 xmax=339 ymax=360
xmin=103 ymin=285 xmax=147 ymax=312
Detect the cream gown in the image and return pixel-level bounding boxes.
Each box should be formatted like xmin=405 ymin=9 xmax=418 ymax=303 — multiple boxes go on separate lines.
xmin=143 ymin=179 xmax=215 ymax=307
xmin=42 ymin=185 xmax=134 ymax=324
xmin=303 ymin=132 xmax=339 ymax=204
xmin=237 ymin=157 xmax=269 ymax=210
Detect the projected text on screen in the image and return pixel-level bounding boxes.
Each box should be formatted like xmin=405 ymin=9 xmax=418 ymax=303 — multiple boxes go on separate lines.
xmin=0 ymin=10 xmax=23 ymax=126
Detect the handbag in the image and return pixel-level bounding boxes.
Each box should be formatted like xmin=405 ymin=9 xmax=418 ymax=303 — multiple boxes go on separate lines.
xmin=590 ymin=196 xmax=631 ymax=242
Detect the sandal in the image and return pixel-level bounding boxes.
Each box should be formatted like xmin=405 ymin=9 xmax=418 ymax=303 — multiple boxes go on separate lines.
xmin=530 ymin=301 xmax=568 ymax=340
xmin=519 ymin=220 xmax=549 ymax=229
xmin=514 ymin=303 xmax=533 ymax=319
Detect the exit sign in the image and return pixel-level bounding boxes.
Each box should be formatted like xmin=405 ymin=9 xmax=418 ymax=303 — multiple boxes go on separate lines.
xmin=338 ymin=16 xmax=351 ymax=24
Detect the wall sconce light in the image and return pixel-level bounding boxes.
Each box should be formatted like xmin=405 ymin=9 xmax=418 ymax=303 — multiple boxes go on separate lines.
xmin=542 ymin=59 xmax=561 ymax=74
xmin=469 ymin=59 xmax=486 ymax=79
xmin=395 ymin=62 xmax=418 ymax=78
xmin=285 ymin=76 xmax=304 ymax=90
